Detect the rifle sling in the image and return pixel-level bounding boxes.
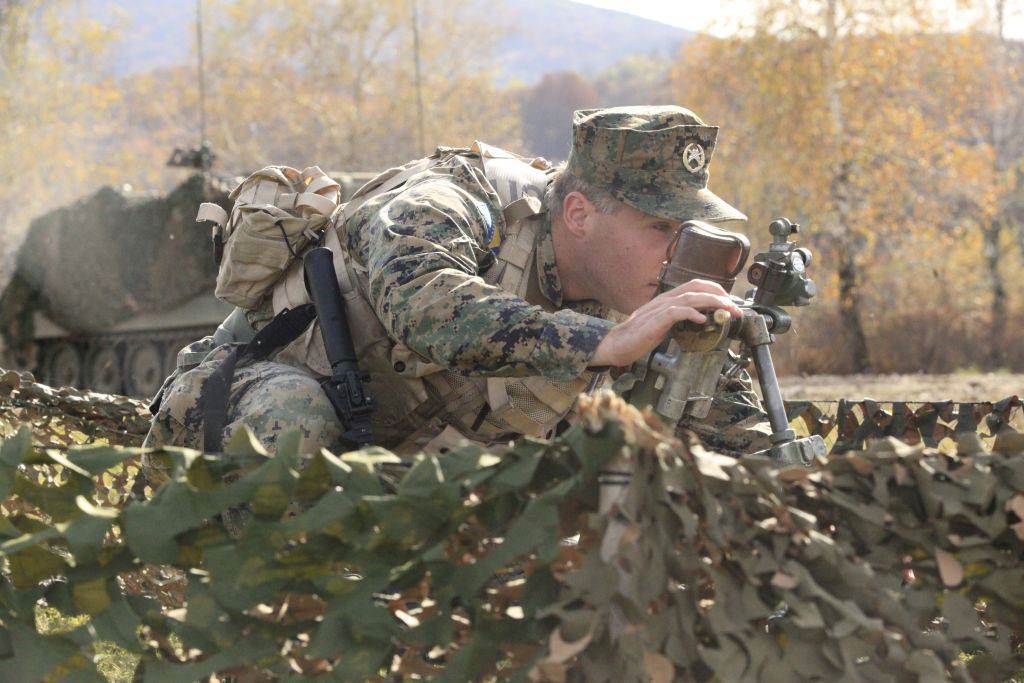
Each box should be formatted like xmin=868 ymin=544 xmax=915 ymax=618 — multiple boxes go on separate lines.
xmin=200 ymin=304 xmax=317 ymax=453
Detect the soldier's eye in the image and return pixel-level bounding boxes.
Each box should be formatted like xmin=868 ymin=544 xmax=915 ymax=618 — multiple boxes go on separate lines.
xmin=651 ymin=222 xmax=672 ymax=232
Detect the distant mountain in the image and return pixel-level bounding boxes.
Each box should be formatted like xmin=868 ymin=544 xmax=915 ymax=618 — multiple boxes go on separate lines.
xmin=496 ymin=0 xmax=692 ymax=83
xmin=86 ymin=0 xmax=692 ymax=83
xmin=84 ymin=0 xmax=194 ymax=74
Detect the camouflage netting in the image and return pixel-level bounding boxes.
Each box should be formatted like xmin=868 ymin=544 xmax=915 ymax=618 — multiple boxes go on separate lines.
xmin=1 ymin=379 xmax=1023 ymax=681
xmin=781 ymin=398 xmax=1024 ymax=454
xmin=0 ymin=368 xmax=150 ymax=449
xmin=0 ymin=173 xmax=231 ymax=354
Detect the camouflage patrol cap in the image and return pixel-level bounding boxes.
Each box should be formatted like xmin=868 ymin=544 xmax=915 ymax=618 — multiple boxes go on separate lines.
xmin=566 ymin=105 xmax=747 ymax=223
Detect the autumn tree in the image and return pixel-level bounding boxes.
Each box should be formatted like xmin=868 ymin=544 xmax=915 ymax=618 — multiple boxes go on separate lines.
xmin=591 ymin=54 xmax=672 ymax=111
xmin=152 ymin=0 xmax=523 ymax=175
xmin=0 ymin=2 xmax=121 ymax=264
xmin=0 ymin=0 xmax=36 ymax=255
xmin=519 ymin=70 xmax=599 ymax=160
xmin=671 ymin=1 xmax=1006 ymax=373
xmin=952 ymin=0 xmax=1024 ymax=366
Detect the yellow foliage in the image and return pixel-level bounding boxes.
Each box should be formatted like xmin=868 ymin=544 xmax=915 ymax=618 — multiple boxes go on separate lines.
xmin=0 ymin=2 xmax=125 ymax=260
xmin=0 ymin=0 xmax=521 ymax=267
xmin=669 ymin=2 xmax=1024 ymax=372
xmin=2 ymin=0 xmax=1022 ymax=375
xmin=196 ymin=0 xmax=520 ymax=172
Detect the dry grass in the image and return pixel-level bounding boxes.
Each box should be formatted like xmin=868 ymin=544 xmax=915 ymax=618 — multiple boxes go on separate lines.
xmin=778 ymin=372 xmax=1024 ymax=402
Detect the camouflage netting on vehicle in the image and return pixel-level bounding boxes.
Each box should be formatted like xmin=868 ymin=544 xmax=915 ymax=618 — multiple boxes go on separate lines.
xmin=0 ymin=173 xmax=231 ymax=352
xmin=1 ymin=390 xmax=1023 ymax=681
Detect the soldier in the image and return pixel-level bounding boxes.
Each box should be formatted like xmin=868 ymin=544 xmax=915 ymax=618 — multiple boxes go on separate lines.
xmin=144 ymin=105 xmax=767 ymax=465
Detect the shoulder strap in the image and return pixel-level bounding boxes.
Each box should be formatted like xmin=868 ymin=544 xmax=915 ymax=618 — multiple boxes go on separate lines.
xmin=337 ymin=156 xmax=443 ymax=225
xmin=200 ymin=304 xmax=317 ymax=452
xmin=484 ymin=215 xmax=541 ymax=294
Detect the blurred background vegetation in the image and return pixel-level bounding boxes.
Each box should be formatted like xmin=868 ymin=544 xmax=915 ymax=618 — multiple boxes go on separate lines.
xmin=0 ymin=0 xmax=1021 ymax=376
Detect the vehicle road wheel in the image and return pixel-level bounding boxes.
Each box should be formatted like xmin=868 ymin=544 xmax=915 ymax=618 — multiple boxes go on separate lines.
xmin=87 ymin=345 xmax=124 ymax=395
xmin=45 ymin=342 xmax=84 ymax=389
xmin=125 ymin=342 xmax=165 ymax=398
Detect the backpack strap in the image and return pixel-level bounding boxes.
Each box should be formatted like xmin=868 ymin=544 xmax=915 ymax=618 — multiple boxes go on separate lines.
xmin=483 ymin=213 xmax=542 ymax=292
xmin=197 ymin=202 xmax=228 ymax=226
xmin=281 ymin=191 xmax=337 ymax=216
xmin=336 ymin=156 xmax=443 ymax=226
xmin=200 ymin=303 xmax=317 ymax=452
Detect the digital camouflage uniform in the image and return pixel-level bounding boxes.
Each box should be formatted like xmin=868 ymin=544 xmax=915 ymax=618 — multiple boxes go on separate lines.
xmin=144 ymin=105 xmax=769 ymax=461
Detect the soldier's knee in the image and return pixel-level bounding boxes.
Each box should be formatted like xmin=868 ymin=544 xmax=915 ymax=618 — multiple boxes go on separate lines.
xmin=227 ymin=362 xmax=343 ymax=455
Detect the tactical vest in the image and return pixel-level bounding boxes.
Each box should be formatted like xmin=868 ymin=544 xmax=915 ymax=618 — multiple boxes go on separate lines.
xmin=268 ymin=142 xmax=601 ymax=453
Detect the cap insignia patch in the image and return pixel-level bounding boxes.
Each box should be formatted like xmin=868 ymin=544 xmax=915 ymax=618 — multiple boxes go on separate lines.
xmin=683 ymin=142 xmax=706 ymax=173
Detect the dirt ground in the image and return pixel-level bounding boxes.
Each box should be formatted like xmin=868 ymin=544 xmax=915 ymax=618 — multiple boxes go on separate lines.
xmin=777 ymin=373 xmax=1024 ymax=402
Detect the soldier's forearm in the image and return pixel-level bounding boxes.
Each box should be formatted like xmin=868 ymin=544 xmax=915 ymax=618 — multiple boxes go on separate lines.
xmin=377 ymin=269 xmax=613 ymax=379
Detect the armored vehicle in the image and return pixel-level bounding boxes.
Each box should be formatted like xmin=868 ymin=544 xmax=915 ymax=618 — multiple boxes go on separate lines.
xmin=0 ymin=170 xmax=377 ymax=398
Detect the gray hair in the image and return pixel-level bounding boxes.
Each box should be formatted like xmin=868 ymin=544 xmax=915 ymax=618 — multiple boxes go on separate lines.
xmin=545 ymin=163 xmax=623 ymax=219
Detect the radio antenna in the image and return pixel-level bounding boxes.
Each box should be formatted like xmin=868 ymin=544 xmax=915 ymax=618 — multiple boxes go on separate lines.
xmin=410 ymin=0 xmax=426 ymax=155
xmin=168 ymin=0 xmax=214 ymax=170
xmin=196 ymin=0 xmax=210 ymax=168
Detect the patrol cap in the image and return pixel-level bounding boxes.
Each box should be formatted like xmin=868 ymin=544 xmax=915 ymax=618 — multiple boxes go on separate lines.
xmin=566 ymin=105 xmax=747 ymax=223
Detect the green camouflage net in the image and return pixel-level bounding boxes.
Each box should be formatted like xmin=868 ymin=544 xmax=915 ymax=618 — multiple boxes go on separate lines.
xmin=0 ymin=380 xmax=1023 ymax=681
xmin=0 ymin=174 xmax=229 ymax=342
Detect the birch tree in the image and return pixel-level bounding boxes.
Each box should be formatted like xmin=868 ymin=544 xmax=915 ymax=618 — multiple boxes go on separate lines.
xmin=186 ymin=0 xmax=520 ymax=173
xmin=957 ymin=0 xmax=1024 ymax=366
xmin=671 ymin=1 xmax=993 ymax=372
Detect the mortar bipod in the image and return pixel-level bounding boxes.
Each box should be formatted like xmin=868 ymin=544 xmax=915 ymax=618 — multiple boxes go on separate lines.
xmin=736 ymin=308 xmax=826 ymax=467
xmin=626 ymin=305 xmax=825 ymax=467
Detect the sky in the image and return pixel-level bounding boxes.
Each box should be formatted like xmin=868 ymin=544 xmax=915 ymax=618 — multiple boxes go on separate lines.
xmin=573 ymin=0 xmax=746 ymax=35
xmin=573 ymin=0 xmax=1024 ymax=40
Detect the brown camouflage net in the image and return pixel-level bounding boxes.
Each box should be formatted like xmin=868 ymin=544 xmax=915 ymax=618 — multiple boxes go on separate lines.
xmin=787 ymin=397 xmax=1024 ymax=454
xmin=0 ymin=368 xmax=149 ymax=449
xmin=0 ymin=367 xmax=148 ymax=521
xmin=6 ymin=360 xmax=1020 ymax=458
xmin=1 ymin=373 xmax=1023 ymax=680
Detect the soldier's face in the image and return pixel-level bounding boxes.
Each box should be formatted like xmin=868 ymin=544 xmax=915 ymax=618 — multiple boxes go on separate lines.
xmin=585 ymin=203 xmax=681 ymax=313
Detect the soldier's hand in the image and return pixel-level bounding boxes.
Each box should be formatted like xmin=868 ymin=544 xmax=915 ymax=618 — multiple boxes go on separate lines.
xmin=591 ymin=279 xmax=742 ymax=367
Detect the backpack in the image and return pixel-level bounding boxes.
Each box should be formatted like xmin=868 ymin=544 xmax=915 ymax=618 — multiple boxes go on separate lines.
xmin=197 ymin=165 xmax=342 ymax=309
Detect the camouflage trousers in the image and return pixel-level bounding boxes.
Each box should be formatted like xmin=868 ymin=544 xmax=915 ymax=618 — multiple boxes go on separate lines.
xmin=142 ymin=345 xmax=344 ymax=483
xmin=142 ymin=342 xmax=774 ymax=478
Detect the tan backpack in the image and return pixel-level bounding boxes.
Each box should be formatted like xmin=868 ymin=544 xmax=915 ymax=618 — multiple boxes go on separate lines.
xmin=197 ymin=165 xmax=342 ymax=309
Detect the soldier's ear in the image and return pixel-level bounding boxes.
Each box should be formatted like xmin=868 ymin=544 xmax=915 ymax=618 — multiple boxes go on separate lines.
xmin=561 ymin=191 xmax=592 ymax=238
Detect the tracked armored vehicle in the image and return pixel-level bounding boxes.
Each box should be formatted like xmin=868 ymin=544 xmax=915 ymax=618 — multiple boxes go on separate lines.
xmin=0 ymin=170 xmax=377 ymax=398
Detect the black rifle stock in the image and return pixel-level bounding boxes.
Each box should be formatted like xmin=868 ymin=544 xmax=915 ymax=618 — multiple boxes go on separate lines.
xmin=303 ymin=247 xmax=374 ymax=447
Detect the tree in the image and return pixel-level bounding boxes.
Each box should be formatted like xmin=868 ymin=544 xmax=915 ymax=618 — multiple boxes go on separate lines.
xmin=670 ymin=1 xmax=1003 ymax=373
xmin=955 ymin=0 xmax=1024 ymax=366
xmin=0 ymin=0 xmax=37 ymax=255
xmin=591 ymin=54 xmax=671 ymax=109
xmin=0 ymin=2 xmax=121 ymax=266
xmin=173 ymin=0 xmax=522 ymax=174
xmin=519 ymin=70 xmax=599 ymax=160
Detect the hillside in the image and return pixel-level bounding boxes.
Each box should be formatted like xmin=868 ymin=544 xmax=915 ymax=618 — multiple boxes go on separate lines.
xmin=84 ymin=0 xmax=692 ymax=82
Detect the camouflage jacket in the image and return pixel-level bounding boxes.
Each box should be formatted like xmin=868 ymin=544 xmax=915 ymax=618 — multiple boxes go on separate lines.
xmin=342 ymin=152 xmax=615 ymax=380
